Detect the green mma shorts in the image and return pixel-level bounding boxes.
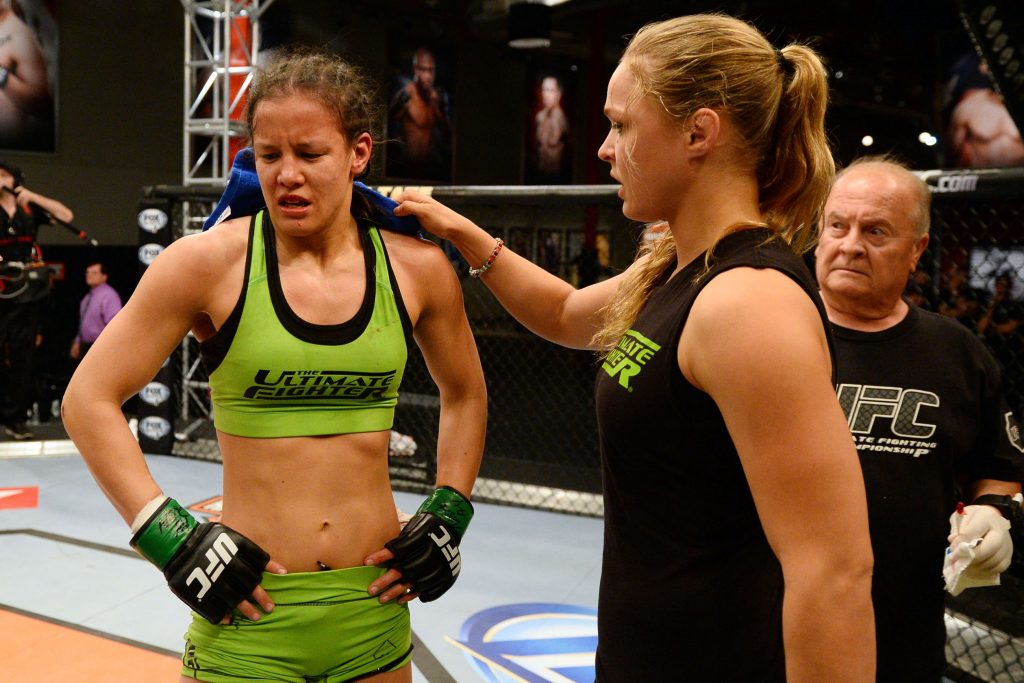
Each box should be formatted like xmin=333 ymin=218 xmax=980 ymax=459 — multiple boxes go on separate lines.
xmin=181 ymin=565 xmax=412 ymax=682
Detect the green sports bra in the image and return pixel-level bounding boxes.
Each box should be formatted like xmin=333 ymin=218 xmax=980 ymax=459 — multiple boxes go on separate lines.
xmin=200 ymin=211 xmax=412 ymax=438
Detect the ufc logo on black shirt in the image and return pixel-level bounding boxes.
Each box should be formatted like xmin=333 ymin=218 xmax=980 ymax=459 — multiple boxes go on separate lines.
xmin=837 ymin=383 xmax=940 ymax=438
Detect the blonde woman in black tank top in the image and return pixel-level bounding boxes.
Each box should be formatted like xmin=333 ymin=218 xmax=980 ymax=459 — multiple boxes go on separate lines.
xmin=393 ymin=14 xmax=876 ymax=683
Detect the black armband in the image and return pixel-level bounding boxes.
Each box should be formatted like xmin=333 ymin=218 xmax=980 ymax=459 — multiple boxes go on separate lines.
xmin=971 ymin=494 xmax=1024 ymax=528
xmin=974 ymin=493 xmax=1024 ymax=574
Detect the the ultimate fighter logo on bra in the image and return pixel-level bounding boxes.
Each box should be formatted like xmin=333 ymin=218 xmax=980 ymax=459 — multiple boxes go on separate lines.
xmin=243 ymin=369 xmax=397 ymax=400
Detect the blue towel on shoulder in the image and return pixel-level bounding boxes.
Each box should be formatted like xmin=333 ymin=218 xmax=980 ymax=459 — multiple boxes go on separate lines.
xmin=203 ymin=147 xmax=422 ymax=236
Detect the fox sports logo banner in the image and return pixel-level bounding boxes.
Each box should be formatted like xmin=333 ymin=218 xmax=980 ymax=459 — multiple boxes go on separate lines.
xmin=139 ymin=416 xmax=171 ymax=441
xmin=137 ymin=208 xmax=169 ymax=233
xmin=139 ymin=382 xmax=171 ymax=407
xmin=452 ymin=603 xmax=596 ymax=682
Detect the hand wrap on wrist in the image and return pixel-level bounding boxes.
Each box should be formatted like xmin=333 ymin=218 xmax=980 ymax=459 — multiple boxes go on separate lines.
xmin=385 ymin=486 xmax=473 ymax=601
xmin=130 ymin=498 xmax=270 ymax=623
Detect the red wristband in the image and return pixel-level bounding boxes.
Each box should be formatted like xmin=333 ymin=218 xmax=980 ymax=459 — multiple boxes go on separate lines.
xmin=469 ymin=238 xmax=504 ymax=278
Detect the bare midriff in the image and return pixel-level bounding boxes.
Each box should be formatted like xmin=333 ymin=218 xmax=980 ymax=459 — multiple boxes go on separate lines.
xmin=217 ymin=429 xmax=400 ymax=573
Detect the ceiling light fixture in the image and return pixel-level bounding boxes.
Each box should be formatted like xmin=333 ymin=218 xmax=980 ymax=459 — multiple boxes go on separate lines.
xmin=509 ymin=1 xmax=551 ymax=50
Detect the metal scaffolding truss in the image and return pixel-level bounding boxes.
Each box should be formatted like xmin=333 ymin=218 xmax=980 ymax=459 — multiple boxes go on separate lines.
xmin=181 ymin=0 xmax=275 ymax=186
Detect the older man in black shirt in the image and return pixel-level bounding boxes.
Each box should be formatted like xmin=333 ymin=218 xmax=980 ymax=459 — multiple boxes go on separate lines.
xmin=816 ymin=156 xmax=1024 ymax=682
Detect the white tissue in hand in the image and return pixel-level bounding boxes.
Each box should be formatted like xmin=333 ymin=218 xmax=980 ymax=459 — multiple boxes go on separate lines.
xmin=943 ymin=538 xmax=1000 ymax=596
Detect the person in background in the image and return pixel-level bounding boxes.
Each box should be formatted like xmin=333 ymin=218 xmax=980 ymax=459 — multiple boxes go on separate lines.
xmin=388 ymin=13 xmax=876 ymax=682
xmin=815 ymin=155 xmax=1024 ymax=682
xmin=937 ymin=261 xmax=981 ymax=331
xmin=977 ymin=272 xmax=1024 ymax=416
xmin=70 ymin=261 xmax=122 ymax=361
xmin=977 ymin=273 xmax=1021 ymax=339
xmin=0 ymin=159 xmax=72 ymax=440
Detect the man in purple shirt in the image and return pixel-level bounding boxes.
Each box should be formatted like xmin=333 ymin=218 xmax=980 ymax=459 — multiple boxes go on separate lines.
xmin=71 ymin=262 xmax=121 ymax=360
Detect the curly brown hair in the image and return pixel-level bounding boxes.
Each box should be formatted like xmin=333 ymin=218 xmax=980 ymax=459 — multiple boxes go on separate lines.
xmin=245 ymin=48 xmax=381 ymax=149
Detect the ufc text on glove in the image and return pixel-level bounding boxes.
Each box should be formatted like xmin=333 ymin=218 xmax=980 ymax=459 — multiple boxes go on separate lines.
xmin=384 ymin=486 xmax=473 ymax=602
xmin=130 ymin=498 xmax=271 ymax=623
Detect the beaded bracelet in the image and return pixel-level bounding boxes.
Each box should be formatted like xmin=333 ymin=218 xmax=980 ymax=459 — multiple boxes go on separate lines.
xmin=469 ymin=238 xmax=504 ymax=278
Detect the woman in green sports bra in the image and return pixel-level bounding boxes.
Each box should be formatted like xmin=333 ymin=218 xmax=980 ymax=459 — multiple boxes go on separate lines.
xmin=62 ymin=49 xmax=487 ymax=683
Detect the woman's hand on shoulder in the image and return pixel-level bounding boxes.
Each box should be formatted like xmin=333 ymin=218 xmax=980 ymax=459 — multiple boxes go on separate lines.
xmin=392 ymin=190 xmax=481 ymax=243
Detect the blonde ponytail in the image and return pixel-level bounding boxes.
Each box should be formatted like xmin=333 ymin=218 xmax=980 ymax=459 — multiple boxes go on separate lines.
xmin=591 ymin=14 xmax=834 ymax=353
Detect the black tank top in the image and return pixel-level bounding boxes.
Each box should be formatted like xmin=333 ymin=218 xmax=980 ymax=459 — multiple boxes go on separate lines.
xmin=0 ymin=203 xmax=42 ymax=263
xmin=594 ymin=228 xmax=831 ymax=682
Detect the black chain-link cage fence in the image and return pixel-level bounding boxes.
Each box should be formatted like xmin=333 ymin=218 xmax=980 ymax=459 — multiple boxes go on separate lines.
xmin=912 ymin=168 xmax=1024 ymax=683
xmin=144 ymin=170 xmax=1024 ymax=680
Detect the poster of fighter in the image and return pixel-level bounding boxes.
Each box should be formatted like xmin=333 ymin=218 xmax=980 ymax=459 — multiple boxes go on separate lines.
xmin=943 ymin=51 xmax=1024 ymax=169
xmin=0 ymin=0 xmax=57 ymax=153
xmin=385 ymin=37 xmax=455 ymax=182
xmin=525 ymin=65 xmax=574 ymax=184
